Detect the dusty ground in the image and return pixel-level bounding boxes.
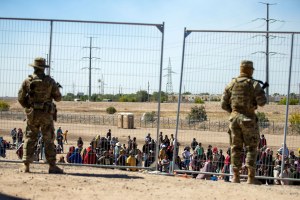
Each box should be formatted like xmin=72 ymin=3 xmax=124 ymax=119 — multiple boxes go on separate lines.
xmin=0 ymin=101 xmax=299 ymax=200
xmin=0 ymin=162 xmax=299 ymax=200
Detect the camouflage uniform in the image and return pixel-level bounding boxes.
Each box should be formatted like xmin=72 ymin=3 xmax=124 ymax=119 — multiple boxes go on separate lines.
xmin=221 ymin=60 xmax=267 ymax=183
xmin=18 ymin=57 xmax=63 ymax=173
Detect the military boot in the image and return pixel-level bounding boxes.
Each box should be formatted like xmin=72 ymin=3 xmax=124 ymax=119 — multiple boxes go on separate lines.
xmin=19 ymin=163 xmax=30 ymax=173
xmin=232 ymin=167 xmax=240 ymax=183
xmin=49 ymin=164 xmax=64 ymax=174
xmin=247 ymin=168 xmax=261 ymax=185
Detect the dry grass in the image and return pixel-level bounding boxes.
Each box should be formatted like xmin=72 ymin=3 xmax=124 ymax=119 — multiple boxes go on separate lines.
xmin=8 ymin=100 xmax=300 ymax=122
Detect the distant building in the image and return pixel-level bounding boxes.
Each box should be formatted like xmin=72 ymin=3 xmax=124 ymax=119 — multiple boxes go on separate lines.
xmin=167 ymin=94 xmax=222 ymax=103
xmin=77 ymin=92 xmax=84 ymax=97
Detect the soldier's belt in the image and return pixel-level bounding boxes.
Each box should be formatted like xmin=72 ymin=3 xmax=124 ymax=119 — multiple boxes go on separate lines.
xmin=33 ymin=102 xmax=45 ymax=109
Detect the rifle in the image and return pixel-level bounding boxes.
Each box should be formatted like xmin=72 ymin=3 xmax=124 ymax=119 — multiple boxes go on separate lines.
xmin=56 ymin=82 xmax=63 ymax=89
xmin=252 ymin=79 xmax=269 ymax=89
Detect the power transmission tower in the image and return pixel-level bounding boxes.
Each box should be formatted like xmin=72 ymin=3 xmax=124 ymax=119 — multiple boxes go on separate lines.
xmin=164 ymin=57 xmax=176 ymax=95
xmin=252 ymin=2 xmax=284 ymax=103
xmin=261 ymin=2 xmax=276 ymax=103
xmin=82 ymin=37 xmax=101 ymax=101
xmin=119 ymin=85 xmax=122 ymax=96
xmin=72 ymin=82 xmax=76 ymax=95
xmin=98 ymin=74 xmax=106 ymax=95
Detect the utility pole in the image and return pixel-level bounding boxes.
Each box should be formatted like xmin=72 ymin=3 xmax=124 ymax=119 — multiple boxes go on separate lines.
xmin=82 ymin=37 xmax=100 ymax=101
xmin=259 ymin=2 xmax=277 ymax=103
xmin=299 ymin=83 xmax=300 ymax=105
xmin=147 ymin=81 xmax=150 ymax=102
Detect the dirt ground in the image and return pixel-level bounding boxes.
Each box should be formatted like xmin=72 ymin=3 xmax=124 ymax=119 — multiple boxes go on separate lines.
xmin=1 ymin=101 xmax=300 ymax=199
xmin=0 ymin=125 xmax=299 ymax=200
xmin=0 ymin=162 xmax=299 ymax=200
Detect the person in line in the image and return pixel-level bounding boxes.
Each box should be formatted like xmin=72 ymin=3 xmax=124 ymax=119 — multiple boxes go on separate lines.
xmin=191 ymin=138 xmax=198 ymax=151
xmin=17 ymin=128 xmax=23 ymax=146
xmin=10 ymin=128 xmax=17 ymax=145
xmin=126 ymin=150 xmax=138 ymax=171
xmin=68 ymin=148 xmax=82 ymax=164
xmin=63 ymin=130 xmax=69 ymax=144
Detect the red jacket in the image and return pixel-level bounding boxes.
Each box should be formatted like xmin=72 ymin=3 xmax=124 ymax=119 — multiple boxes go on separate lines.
xmin=83 ymin=146 xmax=97 ymax=164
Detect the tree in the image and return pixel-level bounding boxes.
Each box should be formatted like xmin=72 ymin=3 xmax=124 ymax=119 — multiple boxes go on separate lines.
xmin=289 ymin=113 xmax=300 ymax=135
xmin=187 ymin=105 xmax=207 ymax=123
xmin=199 ymin=92 xmax=210 ymax=95
xmin=194 ymin=97 xmax=204 ymax=104
xmin=278 ymin=97 xmax=299 ymax=105
xmin=0 ymin=100 xmax=10 ymax=111
xmin=62 ymin=93 xmax=75 ymax=101
xmin=256 ymin=111 xmax=270 ymax=128
xmin=183 ymin=91 xmax=191 ymax=95
xmin=151 ymin=91 xmax=168 ymax=102
xmin=136 ymin=90 xmax=149 ymax=102
xmin=143 ymin=111 xmax=156 ymax=122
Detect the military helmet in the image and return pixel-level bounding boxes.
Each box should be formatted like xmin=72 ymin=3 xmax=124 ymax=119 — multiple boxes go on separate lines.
xmin=29 ymin=57 xmax=49 ymax=69
xmin=240 ymin=60 xmax=254 ymax=77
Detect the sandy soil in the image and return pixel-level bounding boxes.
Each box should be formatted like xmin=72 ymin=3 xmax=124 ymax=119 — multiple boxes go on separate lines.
xmin=1 ymin=101 xmax=300 ymax=200
xmin=0 ymin=162 xmax=299 ymax=200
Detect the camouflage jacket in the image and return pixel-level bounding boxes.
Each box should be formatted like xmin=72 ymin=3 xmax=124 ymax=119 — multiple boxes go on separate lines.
xmin=18 ymin=73 xmax=61 ymax=109
xmin=221 ymin=76 xmax=267 ymax=117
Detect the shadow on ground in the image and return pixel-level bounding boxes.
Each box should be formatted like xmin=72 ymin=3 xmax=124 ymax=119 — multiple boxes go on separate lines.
xmin=67 ymin=173 xmax=144 ymax=179
xmin=0 ymin=193 xmax=27 ymax=200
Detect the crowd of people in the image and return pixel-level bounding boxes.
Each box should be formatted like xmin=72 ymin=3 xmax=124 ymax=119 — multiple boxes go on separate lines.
xmin=57 ymin=128 xmax=300 ymax=185
xmin=1 ymin=126 xmax=299 ymax=185
xmin=60 ymin=129 xmax=157 ymax=171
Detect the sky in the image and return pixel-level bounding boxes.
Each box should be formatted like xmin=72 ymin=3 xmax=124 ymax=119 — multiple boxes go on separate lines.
xmin=1 ymin=0 xmax=300 ymax=96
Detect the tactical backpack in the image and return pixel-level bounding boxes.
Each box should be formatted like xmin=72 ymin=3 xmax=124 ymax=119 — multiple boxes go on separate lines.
xmin=230 ymin=77 xmax=255 ymax=114
xmin=28 ymin=75 xmax=52 ymax=109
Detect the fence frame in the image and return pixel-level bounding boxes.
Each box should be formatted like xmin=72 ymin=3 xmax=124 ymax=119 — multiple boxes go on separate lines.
xmin=173 ymin=28 xmax=300 ymax=182
xmin=0 ymin=17 xmax=165 ymax=171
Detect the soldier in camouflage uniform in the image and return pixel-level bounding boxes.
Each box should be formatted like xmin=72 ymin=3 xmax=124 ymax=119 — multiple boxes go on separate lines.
xmin=221 ymin=60 xmax=267 ymax=184
xmin=18 ymin=57 xmax=63 ymax=174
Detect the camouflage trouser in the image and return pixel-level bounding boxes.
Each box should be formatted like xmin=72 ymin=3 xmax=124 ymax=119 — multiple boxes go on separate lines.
xmin=23 ymin=108 xmax=56 ymax=165
xmin=229 ymin=114 xmax=259 ymax=170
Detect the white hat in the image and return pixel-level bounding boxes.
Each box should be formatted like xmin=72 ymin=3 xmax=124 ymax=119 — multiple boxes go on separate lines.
xmin=116 ymin=142 xmax=121 ymax=147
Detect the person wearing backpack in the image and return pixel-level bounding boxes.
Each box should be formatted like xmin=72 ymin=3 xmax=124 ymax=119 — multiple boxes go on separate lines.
xmin=221 ymin=60 xmax=267 ymax=184
xmin=18 ymin=57 xmax=63 ymax=174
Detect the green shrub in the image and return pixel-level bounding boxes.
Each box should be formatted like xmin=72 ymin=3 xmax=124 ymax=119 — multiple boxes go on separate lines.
xmin=106 ymin=106 xmax=117 ymax=114
xmin=143 ymin=111 xmax=156 ymax=122
xmin=187 ymin=105 xmax=207 ymax=123
xmin=289 ymin=113 xmax=300 ymax=134
xmin=194 ymin=97 xmax=204 ymax=104
xmin=0 ymin=100 xmax=10 ymax=111
xmin=278 ymin=98 xmax=299 ymax=105
xmin=256 ymin=112 xmax=269 ymax=123
xmin=119 ymin=96 xmax=136 ymax=102
xmin=257 ymin=111 xmax=269 ymax=128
